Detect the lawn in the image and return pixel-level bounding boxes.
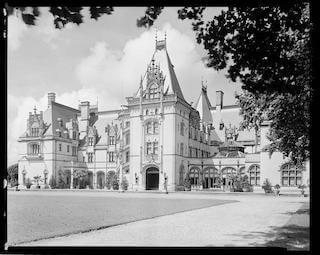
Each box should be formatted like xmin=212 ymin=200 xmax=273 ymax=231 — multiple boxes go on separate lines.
xmin=7 ymin=191 xmax=236 ymax=245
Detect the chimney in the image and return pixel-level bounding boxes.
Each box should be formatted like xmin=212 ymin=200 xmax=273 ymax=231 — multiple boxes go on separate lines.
xmin=216 ymin=90 xmax=224 ymax=109
xmin=48 ymin=92 xmax=56 ymax=107
xmin=80 ymin=101 xmax=90 ymax=120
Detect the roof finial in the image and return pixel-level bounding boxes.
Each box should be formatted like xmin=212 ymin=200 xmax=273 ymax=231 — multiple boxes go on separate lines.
xmin=164 ymin=31 xmax=167 ymax=41
xmin=33 ymin=106 xmax=37 ymax=114
xmin=155 ymin=28 xmax=158 ymax=42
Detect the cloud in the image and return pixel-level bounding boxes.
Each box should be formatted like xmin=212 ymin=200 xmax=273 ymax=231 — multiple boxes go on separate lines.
xmin=7 ymin=15 xmax=28 ymax=51
xmin=7 ymin=22 xmax=241 ymax=165
xmin=75 ymin=23 xmax=232 ymax=109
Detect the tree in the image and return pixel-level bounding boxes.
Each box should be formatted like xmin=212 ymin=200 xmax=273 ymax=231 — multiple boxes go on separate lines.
xmin=7 ymin=5 xmax=311 ymax=162
xmin=73 ymin=169 xmax=88 ymax=189
xmin=6 ymin=6 xmax=114 ymax=28
xmin=7 ymin=163 xmax=18 ymax=187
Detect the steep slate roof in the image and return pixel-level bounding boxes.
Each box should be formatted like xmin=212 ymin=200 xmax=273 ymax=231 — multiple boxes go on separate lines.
xmin=43 ymin=101 xmax=79 ymax=136
xmin=194 ymin=86 xmax=213 ymax=124
xmin=138 ymin=39 xmax=185 ymax=101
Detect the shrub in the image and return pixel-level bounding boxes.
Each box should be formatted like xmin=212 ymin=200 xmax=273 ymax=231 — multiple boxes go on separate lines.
xmin=121 ymin=177 xmax=129 ymax=190
xmin=112 ymin=174 xmax=119 ymax=190
xmin=184 ymin=177 xmax=191 ymax=191
xmin=262 ymin=179 xmax=273 ymax=193
xmin=298 ymin=184 xmax=306 ymax=190
xmin=274 ymin=184 xmax=280 ymax=189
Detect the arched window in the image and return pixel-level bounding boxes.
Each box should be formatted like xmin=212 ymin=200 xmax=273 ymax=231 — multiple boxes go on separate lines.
xmin=221 ymin=167 xmax=237 ymax=178
xmin=203 ymin=167 xmax=219 ymax=188
xmin=281 ymin=163 xmax=303 ymax=186
xmin=249 ymin=165 xmax=260 ymax=186
xmin=146 ymin=122 xmax=152 ymax=134
xmin=189 ymin=167 xmax=200 ymax=185
xmin=179 ymin=165 xmax=185 ymax=185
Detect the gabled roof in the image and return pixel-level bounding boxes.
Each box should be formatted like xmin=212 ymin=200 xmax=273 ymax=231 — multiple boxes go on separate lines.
xmin=194 ymin=86 xmax=213 ymax=124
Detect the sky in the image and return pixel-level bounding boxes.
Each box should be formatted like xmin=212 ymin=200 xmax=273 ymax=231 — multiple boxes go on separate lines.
xmin=7 ymin=7 xmax=242 ymax=166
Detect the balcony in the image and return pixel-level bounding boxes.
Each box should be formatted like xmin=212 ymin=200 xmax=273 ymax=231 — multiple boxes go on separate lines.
xmin=25 ymin=153 xmax=43 ymax=160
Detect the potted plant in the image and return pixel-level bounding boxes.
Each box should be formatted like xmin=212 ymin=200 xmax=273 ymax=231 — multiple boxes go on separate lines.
xmin=298 ymin=184 xmax=307 ymax=196
xmin=262 ymin=178 xmax=273 ymax=194
xmin=274 ymin=184 xmax=281 ymax=196
xmin=183 ymin=177 xmax=191 ymax=191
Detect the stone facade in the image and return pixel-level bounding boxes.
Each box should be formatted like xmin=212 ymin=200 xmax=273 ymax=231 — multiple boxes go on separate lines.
xmin=17 ymin=38 xmax=309 ymax=192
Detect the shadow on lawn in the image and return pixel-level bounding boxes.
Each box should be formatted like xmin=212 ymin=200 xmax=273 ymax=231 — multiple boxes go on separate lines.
xmin=232 ymin=225 xmax=310 ymax=250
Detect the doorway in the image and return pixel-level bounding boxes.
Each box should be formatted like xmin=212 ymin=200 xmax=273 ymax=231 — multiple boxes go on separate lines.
xmin=146 ymin=167 xmax=159 ymax=190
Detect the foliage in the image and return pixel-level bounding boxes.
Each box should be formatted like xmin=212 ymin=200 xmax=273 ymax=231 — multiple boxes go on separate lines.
xmin=136 ymin=7 xmax=164 ymax=28
xmin=183 ymin=175 xmax=191 ymax=191
xmin=106 ymin=171 xmax=118 ymax=190
xmin=7 ymin=5 xmax=311 ymax=162
xmin=112 ymin=174 xmax=119 ymax=190
xmin=121 ymin=177 xmax=129 ymax=191
xmin=6 ymin=6 xmax=114 ymax=28
xmin=7 ymin=163 xmax=18 ymax=187
xmin=33 ymin=175 xmax=42 ymax=188
xmin=274 ymin=184 xmax=281 ymax=189
xmin=262 ymin=178 xmax=273 ymax=193
xmin=73 ymin=169 xmax=88 ymax=189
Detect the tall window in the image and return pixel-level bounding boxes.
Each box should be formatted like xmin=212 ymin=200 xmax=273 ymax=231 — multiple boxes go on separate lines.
xmin=31 ymin=128 xmax=39 ymax=137
xmin=146 ymin=142 xmax=152 ymax=154
xmin=125 ymin=133 xmax=130 ymax=145
xmin=72 ymin=131 xmax=77 ymax=140
xmin=153 ymin=142 xmax=158 ymax=155
xmin=109 ymin=136 xmax=115 ymax=145
xmin=281 ymin=163 xmax=302 ymax=186
xmin=59 ymin=144 xmax=62 ymax=152
xmin=125 ymin=151 xmax=130 ymax=163
xmin=88 ymin=153 xmax=93 ymax=163
xmin=189 ymin=168 xmax=200 ymax=185
xmin=189 ymin=146 xmax=192 ymax=157
xmin=109 ymin=152 xmax=115 ymax=162
xmin=67 ymin=145 xmax=70 ymax=153
xmin=249 ymin=165 xmax=260 ymax=186
xmin=180 ymin=143 xmax=184 ymax=156
xmin=153 ymin=122 xmax=159 ymax=134
xmin=31 ymin=144 xmax=40 ymax=154
xmin=88 ymin=137 xmax=93 ymax=146
xmin=240 ymin=167 xmax=246 ymax=177
xmin=72 ymin=146 xmax=77 ymax=156
xmin=180 ymin=122 xmax=185 ymax=136
xmin=146 ymin=122 xmax=152 ymax=134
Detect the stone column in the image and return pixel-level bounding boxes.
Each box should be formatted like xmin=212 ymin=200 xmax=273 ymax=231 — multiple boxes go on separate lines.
xmin=70 ymin=161 xmax=74 ymax=189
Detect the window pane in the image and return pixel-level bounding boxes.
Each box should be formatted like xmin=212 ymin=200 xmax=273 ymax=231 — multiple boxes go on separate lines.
xmin=296 ymin=177 xmax=302 ymax=185
xmin=289 ymin=177 xmax=295 ymax=186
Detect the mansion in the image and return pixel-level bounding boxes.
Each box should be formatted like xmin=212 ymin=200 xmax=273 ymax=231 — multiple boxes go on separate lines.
xmin=17 ymin=38 xmax=310 ymax=192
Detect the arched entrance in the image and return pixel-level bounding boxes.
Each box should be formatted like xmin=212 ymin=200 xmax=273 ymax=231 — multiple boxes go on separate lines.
xmin=221 ymin=167 xmax=237 ymax=191
xmin=146 ymin=167 xmax=159 ymax=190
xmin=96 ymin=171 xmax=106 ymax=189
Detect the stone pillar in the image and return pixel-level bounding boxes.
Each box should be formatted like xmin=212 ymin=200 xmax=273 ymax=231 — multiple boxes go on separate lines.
xmin=70 ymin=161 xmax=74 ymax=189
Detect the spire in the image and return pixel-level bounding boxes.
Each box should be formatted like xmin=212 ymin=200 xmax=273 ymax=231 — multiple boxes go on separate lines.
xmin=194 ymin=80 xmax=213 ymax=124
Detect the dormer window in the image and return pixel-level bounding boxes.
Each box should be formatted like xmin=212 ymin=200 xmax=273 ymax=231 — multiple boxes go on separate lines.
xmin=88 ymin=137 xmax=94 ymax=146
xmin=149 ymin=85 xmax=158 ymax=99
xmin=30 ymin=144 xmax=40 ymax=154
xmin=31 ymin=128 xmax=39 ymax=137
